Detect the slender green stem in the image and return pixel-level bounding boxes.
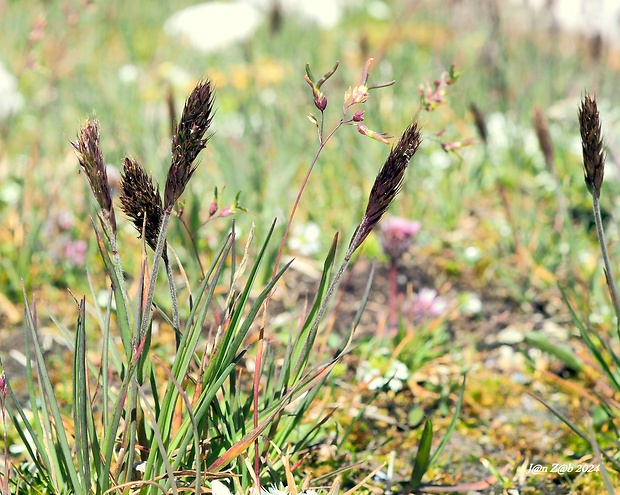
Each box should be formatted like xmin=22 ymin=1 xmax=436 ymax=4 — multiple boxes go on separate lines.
xmin=253 ymin=116 xmax=345 ymax=486
xmin=139 ymin=209 xmax=173 ymax=341
xmin=592 ymin=193 xmax=620 ymax=338
xmin=271 ymin=120 xmax=344 ymax=279
xmin=294 ymin=228 xmax=363 ymax=374
xmin=165 ymin=256 xmax=181 ymax=348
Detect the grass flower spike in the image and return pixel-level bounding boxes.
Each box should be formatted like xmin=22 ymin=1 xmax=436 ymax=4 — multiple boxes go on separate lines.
xmin=71 ymin=118 xmax=116 ymax=234
xmin=119 ymin=157 xmax=165 ymax=257
xmin=350 ymin=121 xmax=422 ymax=252
xmin=579 ymin=93 xmax=605 ymax=199
xmin=165 ymin=78 xmax=214 ymax=209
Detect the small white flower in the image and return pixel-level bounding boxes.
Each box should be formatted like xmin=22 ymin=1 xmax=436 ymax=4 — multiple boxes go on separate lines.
xmin=0 ymin=180 xmax=21 ymax=205
xmin=259 ymin=88 xmax=278 ymax=106
xmin=459 ymin=292 xmax=482 ymax=315
xmin=0 ymin=60 xmax=24 ymax=119
xmin=534 ymin=171 xmax=557 ymax=193
xmin=212 ymin=480 xmax=233 ymax=495
xmin=367 ymin=1 xmax=390 ymax=20
xmin=486 ymin=112 xmax=512 ymax=150
xmin=463 ymin=246 xmax=482 ymax=263
xmin=159 ymin=63 xmax=192 ymax=88
xmin=241 ymin=0 xmax=342 ymax=29
xmin=428 ymin=150 xmax=452 ymax=170
xmin=288 ymin=222 xmax=321 ymax=256
xmin=261 ymin=483 xmax=289 ymax=495
xmin=118 ymin=64 xmax=139 ymax=84
xmin=356 ymin=359 xmax=410 ymax=392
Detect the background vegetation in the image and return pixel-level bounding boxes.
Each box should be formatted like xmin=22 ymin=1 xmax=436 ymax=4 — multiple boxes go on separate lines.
xmin=1 ymin=0 xmax=619 ymax=493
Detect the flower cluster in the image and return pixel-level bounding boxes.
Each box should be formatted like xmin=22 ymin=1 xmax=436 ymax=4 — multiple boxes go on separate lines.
xmin=418 ymin=64 xmax=461 ymax=112
xmin=380 ymin=216 xmax=421 ymax=261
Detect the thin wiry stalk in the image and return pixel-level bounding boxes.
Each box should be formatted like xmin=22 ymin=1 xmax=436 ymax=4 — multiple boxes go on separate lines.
xmin=592 ymin=194 xmax=620 ymax=336
xmin=165 ymin=256 xmax=181 ymax=346
xmin=139 ymin=208 xmax=174 ymax=341
xmin=255 ymin=115 xmax=343 ymax=484
xmin=294 ymin=120 xmax=422 ymax=383
xmin=0 ymin=368 xmax=8 ymax=495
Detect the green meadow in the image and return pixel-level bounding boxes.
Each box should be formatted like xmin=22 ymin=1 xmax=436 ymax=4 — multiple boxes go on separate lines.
xmin=0 ymin=1 xmax=619 ymax=493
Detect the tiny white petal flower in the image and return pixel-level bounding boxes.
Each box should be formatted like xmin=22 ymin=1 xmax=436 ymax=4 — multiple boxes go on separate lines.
xmin=212 ymin=480 xmax=233 ymax=495
xmin=460 ymin=292 xmax=482 ymax=315
xmin=118 ymin=64 xmax=139 ymax=84
xmin=261 ymin=483 xmax=290 ymax=495
xmin=463 ymin=246 xmax=482 ymax=263
xmin=289 ymin=222 xmax=321 ymax=256
xmin=0 ymin=61 xmax=24 ymax=119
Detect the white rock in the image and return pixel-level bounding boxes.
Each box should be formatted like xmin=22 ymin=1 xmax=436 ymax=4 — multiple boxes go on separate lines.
xmin=240 ymin=0 xmax=343 ymax=29
xmin=509 ymin=0 xmax=620 ymax=49
xmin=164 ymin=2 xmax=262 ymax=53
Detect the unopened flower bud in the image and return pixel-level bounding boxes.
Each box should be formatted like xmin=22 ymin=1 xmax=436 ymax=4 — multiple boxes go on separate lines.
xmin=314 ymin=91 xmax=327 ymax=111
xmin=209 ymin=197 xmax=218 ymax=216
xmin=305 ymin=74 xmax=328 ymax=112
xmin=352 ymin=110 xmax=365 ymax=122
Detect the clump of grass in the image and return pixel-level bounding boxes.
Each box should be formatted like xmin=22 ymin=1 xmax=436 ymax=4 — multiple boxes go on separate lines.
xmin=0 ymin=58 xmax=446 ymax=495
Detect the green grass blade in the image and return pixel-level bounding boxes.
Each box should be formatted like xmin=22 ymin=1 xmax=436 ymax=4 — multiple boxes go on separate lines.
xmin=4 ymin=380 xmax=51 ymax=479
xmin=410 ymin=418 xmax=433 ymax=488
xmin=586 ymin=417 xmax=616 ymax=494
xmin=290 ymin=233 xmax=338 ymax=384
xmin=350 ymin=258 xmax=376 ymax=332
xmin=144 ymin=235 xmax=234 ymax=479
xmin=137 ymin=381 xmax=179 ymax=495
xmin=429 ymin=374 xmax=466 ymax=466
xmin=72 ymin=298 xmax=91 ymax=492
xmin=559 ymin=285 xmax=620 ymax=392
xmin=524 ymin=331 xmax=583 ymax=373
xmin=531 ymin=392 xmax=620 ymax=470
xmin=22 ymin=290 xmax=82 ymax=491
xmin=154 ymin=354 xmax=202 ymax=493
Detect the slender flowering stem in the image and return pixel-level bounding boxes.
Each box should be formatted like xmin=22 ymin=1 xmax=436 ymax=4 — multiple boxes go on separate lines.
xmin=592 ymin=194 xmax=620 ymax=336
xmin=253 ymin=61 xmax=401 ymax=485
xmin=254 ymin=116 xmax=344 ymax=486
xmin=271 ymin=120 xmax=344 ymax=278
xmin=579 ymin=94 xmax=620 ymax=336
